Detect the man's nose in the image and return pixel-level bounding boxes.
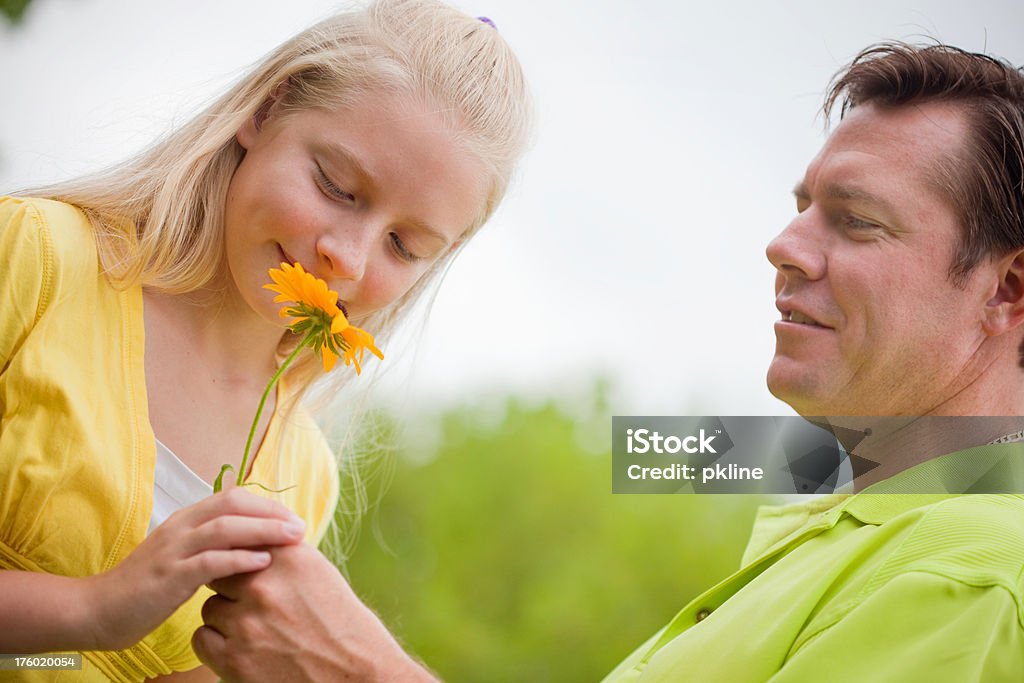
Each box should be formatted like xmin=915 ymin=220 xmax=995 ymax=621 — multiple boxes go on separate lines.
xmin=765 ymin=211 xmax=827 ymax=282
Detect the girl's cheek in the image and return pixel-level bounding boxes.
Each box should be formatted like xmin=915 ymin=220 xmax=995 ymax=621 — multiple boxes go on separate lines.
xmin=363 ymin=271 xmax=411 ymax=315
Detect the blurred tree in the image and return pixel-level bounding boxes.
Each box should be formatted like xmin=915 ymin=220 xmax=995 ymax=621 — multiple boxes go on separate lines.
xmin=1 ymin=0 xmax=32 ymax=25
xmin=341 ymin=393 xmax=768 ymax=683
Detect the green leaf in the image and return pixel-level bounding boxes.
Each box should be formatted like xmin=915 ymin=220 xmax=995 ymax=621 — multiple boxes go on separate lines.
xmin=212 ymin=464 xmax=235 ymax=493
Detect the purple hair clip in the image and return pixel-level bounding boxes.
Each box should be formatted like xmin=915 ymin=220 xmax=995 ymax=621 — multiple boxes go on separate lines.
xmin=477 ymin=16 xmax=497 ymax=29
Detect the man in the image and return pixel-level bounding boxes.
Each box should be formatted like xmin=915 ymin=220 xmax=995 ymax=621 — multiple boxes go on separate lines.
xmin=194 ymin=42 xmax=1024 ymax=681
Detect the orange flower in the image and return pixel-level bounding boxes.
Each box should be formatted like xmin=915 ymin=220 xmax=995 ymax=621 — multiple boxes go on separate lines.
xmin=262 ymin=262 xmax=384 ymax=374
xmin=264 ymin=261 xmax=341 ymax=318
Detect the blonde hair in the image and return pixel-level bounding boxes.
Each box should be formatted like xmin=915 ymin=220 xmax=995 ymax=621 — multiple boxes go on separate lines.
xmin=31 ymin=0 xmax=531 ymax=561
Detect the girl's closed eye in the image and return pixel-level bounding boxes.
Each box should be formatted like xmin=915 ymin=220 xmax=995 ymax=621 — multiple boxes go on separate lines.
xmin=315 ymin=163 xmax=355 ymax=202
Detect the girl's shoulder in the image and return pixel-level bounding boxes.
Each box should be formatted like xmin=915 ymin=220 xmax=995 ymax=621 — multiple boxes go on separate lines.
xmin=0 ymin=196 xmax=107 ymax=364
xmin=0 ymin=195 xmax=99 ymax=283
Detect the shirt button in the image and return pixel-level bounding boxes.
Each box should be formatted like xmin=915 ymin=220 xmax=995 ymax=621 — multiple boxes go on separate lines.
xmin=695 ymin=608 xmax=712 ymax=623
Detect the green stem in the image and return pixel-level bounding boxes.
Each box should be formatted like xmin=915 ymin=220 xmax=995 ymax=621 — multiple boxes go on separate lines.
xmin=236 ymin=333 xmax=315 ymax=487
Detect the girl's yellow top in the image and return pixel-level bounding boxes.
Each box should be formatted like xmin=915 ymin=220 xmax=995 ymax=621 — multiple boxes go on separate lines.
xmin=0 ymin=196 xmax=340 ymax=681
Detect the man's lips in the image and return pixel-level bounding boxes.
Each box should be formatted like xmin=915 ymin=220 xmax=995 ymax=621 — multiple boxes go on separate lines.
xmin=775 ymin=301 xmax=833 ymax=329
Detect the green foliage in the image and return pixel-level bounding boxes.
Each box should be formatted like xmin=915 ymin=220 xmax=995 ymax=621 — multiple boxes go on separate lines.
xmin=0 ymin=0 xmax=32 ymax=24
xmin=342 ymin=394 xmax=768 ymax=682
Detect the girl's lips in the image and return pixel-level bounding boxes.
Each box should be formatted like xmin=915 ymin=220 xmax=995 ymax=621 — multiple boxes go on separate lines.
xmin=277 ymin=244 xmax=296 ymax=266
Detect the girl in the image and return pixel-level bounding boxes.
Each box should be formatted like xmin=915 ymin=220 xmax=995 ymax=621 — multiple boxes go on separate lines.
xmin=0 ymin=0 xmax=530 ymax=680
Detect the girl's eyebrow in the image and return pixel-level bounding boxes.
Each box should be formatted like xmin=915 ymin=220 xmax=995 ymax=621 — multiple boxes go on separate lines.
xmin=406 ymin=217 xmax=451 ymax=249
xmin=324 ymin=141 xmax=376 ymax=189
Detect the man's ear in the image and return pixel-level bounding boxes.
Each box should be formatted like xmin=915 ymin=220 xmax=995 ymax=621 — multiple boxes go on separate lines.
xmin=236 ymin=82 xmax=288 ymax=150
xmin=983 ymin=249 xmax=1024 ymax=336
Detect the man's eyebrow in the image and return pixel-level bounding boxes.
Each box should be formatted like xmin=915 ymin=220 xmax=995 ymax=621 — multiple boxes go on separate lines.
xmin=792 ymin=181 xmax=898 ymax=215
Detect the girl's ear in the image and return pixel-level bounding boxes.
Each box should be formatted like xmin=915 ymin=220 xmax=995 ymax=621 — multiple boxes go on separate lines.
xmin=236 ymin=100 xmax=272 ymax=150
xmin=237 ymin=82 xmax=289 ymax=150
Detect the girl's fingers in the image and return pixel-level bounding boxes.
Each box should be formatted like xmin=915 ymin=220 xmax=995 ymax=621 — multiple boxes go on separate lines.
xmin=181 ymin=549 xmax=273 ymax=588
xmin=183 ymin=515 xmax=306 ymax=556
xmin=165 ymin=487 xmax=301 ymax=530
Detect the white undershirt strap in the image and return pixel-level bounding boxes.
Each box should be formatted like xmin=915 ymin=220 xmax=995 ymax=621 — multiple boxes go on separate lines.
xmin=147 ymin=438 xmax=213 ymax=536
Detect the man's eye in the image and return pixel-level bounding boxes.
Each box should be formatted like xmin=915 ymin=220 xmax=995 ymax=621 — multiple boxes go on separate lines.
xmin=389 ymin=233 xmax=422 ymax=263
xmin=316 ymin=165 xmax=355 ymax=202
xmin=844 ymin=215 xmax=879 ymax=230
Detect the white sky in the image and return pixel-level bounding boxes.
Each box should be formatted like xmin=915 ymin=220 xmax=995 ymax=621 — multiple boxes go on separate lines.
xmin=2 ymin=0 xmax=1023 ymax=417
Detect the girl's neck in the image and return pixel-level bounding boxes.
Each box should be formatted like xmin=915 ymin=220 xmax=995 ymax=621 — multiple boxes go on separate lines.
xmin=142 ymin=282 xmax=283 ymax=384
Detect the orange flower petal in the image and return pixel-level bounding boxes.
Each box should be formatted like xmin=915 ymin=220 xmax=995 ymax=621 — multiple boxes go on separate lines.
xmin=322 ymin=347 xmax=338 ymax=372
xmin=331 ymin=311 xmax=351 ymax=334
xmin=340 ymin=326 xmax=384 ymax=360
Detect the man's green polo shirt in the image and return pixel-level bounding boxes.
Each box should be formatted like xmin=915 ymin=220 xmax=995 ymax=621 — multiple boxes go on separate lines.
xmin=603 ymin=443 xmax=1024 ymax=682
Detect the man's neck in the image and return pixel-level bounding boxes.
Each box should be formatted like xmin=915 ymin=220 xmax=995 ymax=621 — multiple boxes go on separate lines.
xmin=825 ymin=416 xmax=1024 ymax=491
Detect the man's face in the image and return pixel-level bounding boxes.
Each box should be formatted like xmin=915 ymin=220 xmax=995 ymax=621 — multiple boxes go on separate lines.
xmin=766 ymin=101 xmax=997 ymax=416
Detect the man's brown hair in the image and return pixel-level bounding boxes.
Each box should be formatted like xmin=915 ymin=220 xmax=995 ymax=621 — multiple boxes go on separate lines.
xmin=825 ymin=42 xmax=1024 ymax=285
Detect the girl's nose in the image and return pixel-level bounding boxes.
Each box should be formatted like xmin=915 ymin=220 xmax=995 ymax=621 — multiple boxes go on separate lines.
xmin=315 ymin=224 xmax=373 ymax=282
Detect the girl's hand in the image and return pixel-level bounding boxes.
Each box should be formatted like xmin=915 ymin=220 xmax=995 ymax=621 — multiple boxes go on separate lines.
xmin=84 ymin=487 xmax=306 ymax=651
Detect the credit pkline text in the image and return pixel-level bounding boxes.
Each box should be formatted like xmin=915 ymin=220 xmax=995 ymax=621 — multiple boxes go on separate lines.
xmin=627 ymin=463 xmax=764 ymax=484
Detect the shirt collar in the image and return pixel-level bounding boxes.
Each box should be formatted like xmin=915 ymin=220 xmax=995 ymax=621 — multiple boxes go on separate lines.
xmin=742 ymin=442 xmax=1024 ymax=564
xmin=842 ymin=442 xmax=1024 ymax=524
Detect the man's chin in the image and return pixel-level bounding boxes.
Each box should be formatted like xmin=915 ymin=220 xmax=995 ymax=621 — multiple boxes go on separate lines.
xmin=766 ymin=364 xmax=834 ymax=416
